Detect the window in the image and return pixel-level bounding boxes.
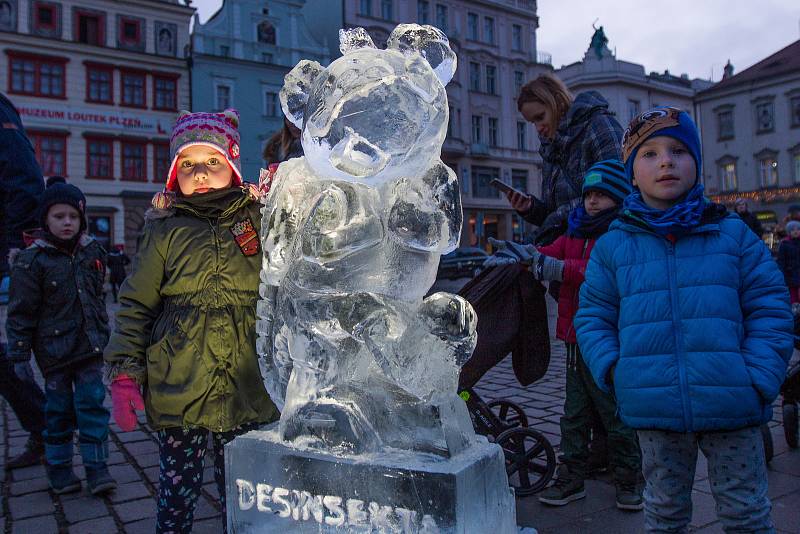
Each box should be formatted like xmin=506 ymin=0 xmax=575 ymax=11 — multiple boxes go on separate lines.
xmin=153 ymin=142 xmax=170 ymax=182
xmin=264 ymin=90 xmax=278 ymax=117
xmin=471 ymin=115 xmax=482 ymax=143
xmin=512 ymin=169 xmax=528 ymax=193
xmin=791 ymin=97 xmax=800 ymax=128
xmin=32 ymin=1 xmax=60 ymax=36
xmin=417 ymin=1 xmax=429 ymax=24
xmin=118 ymin=16 xmax=144 ymax=50
xmin=381 ymin=0 xmax=392 ymax=20
xmin=219 ymin=45 xmax=230 ymax=57
xmin=758 ymin=154 xmax=778 ymax=188
xmin=360 ymin=0 xmax=372 ymax=16
xmin=120 ymin=70 xmax=146 ymax=108
xmin=75 ymin=10 xmax=104 ymax=46
xmin=86 ymin=63 xmax=113 ymax=104
xmin=628 ymin=99 xmax=641 ymax=122
xmin=512 ymin=24 xmax=523 ymax=51
xmin=483 ymin=17 xmax=495 ymax=44
xmin=8 ymin=52 xmax=66 ymax=98
xmin=215 ymin=84 xmax=232 ymax=110
xmin=0 ymin=0 xmax=17 ymax=31
xmin=29 ymin=132 xmax=67 ymax=176
xmin=488 ymin=118 xmax=498 ymax=146
xmin=471 ymin=166 xmax=500 ymax=198
xmin=469 ymin=62 xmax=480 ymax=91
xmin=485 ymin=65 xmax=496 ymax=95
xmin=793 ymin=152 xmax=800 ymax=184
xmin=717 ymin=109 xmax=734 ymax=140
xmin=155 ymin=23 xmax=177 ymax=56
xmin=153 ymin=74 xmax=177 ymax=111
xmin=755 ymin=101 xmax=774 ymax=133
xmin=121 ymin=140 xmax=146 ymax=181
xmin=467 ymin=13 xmax=478 ymax=40
xmin=514 ymin=71 xmax=524 ymax=96
xmin=516 ymin=121 xmax=526 ymax=151
xmin=718 ymin=160 xmax=737 ymax=191
xmin=257 ymin=21 xmax=276 ymax=44
xmin=435 ymin=4 xmax=448 ymax=32
xmin=86 ymin=137 xmax=114 ymax=179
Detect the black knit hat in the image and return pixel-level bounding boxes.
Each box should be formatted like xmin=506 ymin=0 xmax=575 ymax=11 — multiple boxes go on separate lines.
xmin=39 ymin=183 xmax=87 ymax=233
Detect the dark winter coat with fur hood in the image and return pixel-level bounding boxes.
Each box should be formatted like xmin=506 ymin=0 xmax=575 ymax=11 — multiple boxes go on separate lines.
xmin=104 ymin=187 xmax=278 ymax=432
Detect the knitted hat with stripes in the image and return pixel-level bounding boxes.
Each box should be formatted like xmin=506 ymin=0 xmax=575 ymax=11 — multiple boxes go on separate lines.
xmin=581 ymin=159 xmax=631 ymax=204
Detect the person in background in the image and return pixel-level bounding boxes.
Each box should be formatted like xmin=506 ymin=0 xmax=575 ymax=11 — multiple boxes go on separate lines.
xmin=576 ymin=107 xmax=792 ymax=532
xmin=263 ymin=116 xmax=303 ymax=166
xmin=778 ymin=220 xmax=800 ymax=304
xmin=0 ymin=91 xmax=47 ymax=470
xmin=6 ymin=183 xmax=116 ymax=495
xmin=106 ymin=244 xmax=131 ymax=302
xmin=734 ymin=198 xmax=763 ymax=237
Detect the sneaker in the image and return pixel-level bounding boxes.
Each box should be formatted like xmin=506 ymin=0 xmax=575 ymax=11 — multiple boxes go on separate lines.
xmin=615 ymin=479 xmax=644 ymax=511
xmin=86 ymin=466 xmax=117 ymax=496
xmin=46 ymin=464 xmax=81 ymax=494
xmin=538 ymin=470 xmax=586 ymax=506
xmin=6 ymin=435 xmax=44 ymax=470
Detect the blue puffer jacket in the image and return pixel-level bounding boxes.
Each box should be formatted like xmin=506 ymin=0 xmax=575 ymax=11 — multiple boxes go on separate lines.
xmin=575 ymin=212 xmax=793 ymax=432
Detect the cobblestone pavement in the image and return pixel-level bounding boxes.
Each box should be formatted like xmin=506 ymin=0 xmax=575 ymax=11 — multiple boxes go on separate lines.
xmin=0 ymin=290 xmax=798 ymax=533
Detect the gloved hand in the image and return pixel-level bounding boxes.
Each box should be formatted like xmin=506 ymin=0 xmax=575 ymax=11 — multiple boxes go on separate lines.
xmin=111 ymin=374 xmax=145 ymax=432
xmin=531 ymin=252 xmax=565 ymax=282
xmin=483 ymin=238 xmax=537 ymax=268
xmin=12 ymin=361 xmax=34 ymax=383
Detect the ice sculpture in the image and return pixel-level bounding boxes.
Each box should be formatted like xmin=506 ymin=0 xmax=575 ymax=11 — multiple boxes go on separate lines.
xmin=255 ymin=24 xmax=477 ymax=457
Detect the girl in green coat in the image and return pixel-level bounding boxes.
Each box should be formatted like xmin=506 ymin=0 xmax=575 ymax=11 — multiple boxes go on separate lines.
xmin=104 ymin=109 xmax=278 ymax=534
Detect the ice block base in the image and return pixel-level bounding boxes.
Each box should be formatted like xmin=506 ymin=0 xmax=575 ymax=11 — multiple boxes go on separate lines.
xmin=226 ymin=423 xmax=517 ymax=533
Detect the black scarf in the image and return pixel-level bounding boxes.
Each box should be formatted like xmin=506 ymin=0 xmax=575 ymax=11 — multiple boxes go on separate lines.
xmin=566 ymin=206 xmax=619 ymax=239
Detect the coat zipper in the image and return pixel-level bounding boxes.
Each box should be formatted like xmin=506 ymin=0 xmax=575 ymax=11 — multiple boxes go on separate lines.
xmin=207 ymin=217 xmax=226 ymax=432
xmin=666 ymin=239 xmax=693 ymax=430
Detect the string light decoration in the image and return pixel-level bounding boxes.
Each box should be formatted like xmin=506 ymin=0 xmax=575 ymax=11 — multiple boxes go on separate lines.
xmin=709 ymin=186 xmax=800 ymax=205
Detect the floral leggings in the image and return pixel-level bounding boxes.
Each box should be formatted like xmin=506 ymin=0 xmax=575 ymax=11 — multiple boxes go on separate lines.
xmin=155 ymin=423 xmax=259 ymax=534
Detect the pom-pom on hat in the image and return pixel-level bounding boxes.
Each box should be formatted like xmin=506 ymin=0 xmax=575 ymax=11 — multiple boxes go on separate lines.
xmin=165 ymin=109 xmax=242 ymax=192
xmin=581 ymin=159 xmax=631 ymax=204
xmin=622 ymin=107 xmax=702 ymax=184
xmin=787 ymin=221 xmax=800 ymax=234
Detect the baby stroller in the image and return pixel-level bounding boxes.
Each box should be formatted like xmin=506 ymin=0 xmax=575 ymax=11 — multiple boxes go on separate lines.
xmin=456 ymin=264 xmax=556 ymax=496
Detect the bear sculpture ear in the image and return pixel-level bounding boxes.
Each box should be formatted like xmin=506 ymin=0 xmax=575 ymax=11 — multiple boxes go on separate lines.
xmin=339 ymin=27 xmax=376 ymax=55
xmin=279 ymin=60 xmax=324 ymax=129
xmin=386 ymin=23 xmax=457 ymax=85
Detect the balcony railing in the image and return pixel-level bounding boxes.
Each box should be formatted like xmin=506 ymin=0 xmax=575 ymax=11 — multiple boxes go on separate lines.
xmin=537 ymin=51 xmax=552 ymax=65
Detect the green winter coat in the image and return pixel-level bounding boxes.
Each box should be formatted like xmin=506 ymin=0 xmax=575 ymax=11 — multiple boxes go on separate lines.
xmin=104 ymin=187 xmax=278 ymax=432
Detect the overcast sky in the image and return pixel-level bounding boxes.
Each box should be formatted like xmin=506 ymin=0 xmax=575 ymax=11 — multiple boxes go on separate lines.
xmin=193 ymin=0 xmax=799 ymax=81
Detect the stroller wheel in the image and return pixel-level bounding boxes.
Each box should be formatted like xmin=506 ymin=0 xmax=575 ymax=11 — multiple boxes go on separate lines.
xmin=496 ymin=427 xmax=556 ymax=497
xmin=487 ymin=400 xmax=529 ymax=429
xmin=760 ymin=424 xmax=774 ymax=463
xmin=783 ymin=403 xmax=799 ymax=448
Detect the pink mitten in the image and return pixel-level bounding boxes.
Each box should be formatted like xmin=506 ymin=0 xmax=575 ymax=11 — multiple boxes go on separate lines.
xmin=111 ymin=374 xmax=145 ymax=432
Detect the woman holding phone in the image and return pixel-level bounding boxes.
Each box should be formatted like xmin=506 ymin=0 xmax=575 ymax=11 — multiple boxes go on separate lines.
xmin=511 ymin=74 xmax=624 ymax=245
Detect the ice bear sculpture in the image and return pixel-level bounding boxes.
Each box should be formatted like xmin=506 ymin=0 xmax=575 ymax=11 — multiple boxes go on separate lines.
xmin=257 ymin=25 xmax=476 ymax=456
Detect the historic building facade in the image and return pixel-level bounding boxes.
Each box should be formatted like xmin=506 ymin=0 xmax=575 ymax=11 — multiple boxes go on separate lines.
xmin=322 ymin=0 xmax=550 ymax=248
xmin=695 ymin=39 xmax=800 ymax=241
xmin=191 ymin=0 xmax=332 ymax=181
xmin=556 ymin=27 xmax=712 ymax=126
xmin=0 ymin=0 xmax=193 ymax=252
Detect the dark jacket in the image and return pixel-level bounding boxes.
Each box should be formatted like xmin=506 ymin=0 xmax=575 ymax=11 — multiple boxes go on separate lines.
xmin=0 ymin=92 xmax=45 ymax=276
xmin=738 ymin=211 xmax=764 ymax=238
xmin=778 ymin=237 xmax=800 ymax=288
xmin=104 ymin=187 xmax=278 ymax=432
xmin=521 ymin=91 xmax=623 ymax=244
xmin=107 ymin=250 xmax=131 ymax=282
xmin=6 ymin=235 xmax=109 ymax=375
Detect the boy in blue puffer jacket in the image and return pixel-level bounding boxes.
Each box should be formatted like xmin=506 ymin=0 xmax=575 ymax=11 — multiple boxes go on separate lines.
xmin=575 ymin=108 xmax=793 ymax=533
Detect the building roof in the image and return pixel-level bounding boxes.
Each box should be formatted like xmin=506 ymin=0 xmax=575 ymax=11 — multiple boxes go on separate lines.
xmin=698 ymin=39 xmax=800 ymax=96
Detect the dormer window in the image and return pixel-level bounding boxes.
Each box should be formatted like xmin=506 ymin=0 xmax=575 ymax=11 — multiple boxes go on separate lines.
xmin=257 ymin=21 xmax=276 ymax=45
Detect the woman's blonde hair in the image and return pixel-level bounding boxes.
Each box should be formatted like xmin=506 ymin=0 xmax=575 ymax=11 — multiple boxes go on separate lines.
xmin=517 ymin=73 xmax=574 ymax=126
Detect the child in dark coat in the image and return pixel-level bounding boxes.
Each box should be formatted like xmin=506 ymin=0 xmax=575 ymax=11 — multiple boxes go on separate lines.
xmin=778 ymin=220 xmax=800 ymax=304
xmin=6 ymin=183 xmax=116 ymax=495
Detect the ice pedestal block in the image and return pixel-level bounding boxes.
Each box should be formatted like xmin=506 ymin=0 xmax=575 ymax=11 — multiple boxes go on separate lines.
xmin=226 ymin=423 xmax=517 ymax=533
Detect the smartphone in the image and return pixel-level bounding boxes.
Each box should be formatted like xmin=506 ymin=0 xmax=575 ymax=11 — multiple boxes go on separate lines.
xmin=490 ymin=179 xmax=525 ymax=197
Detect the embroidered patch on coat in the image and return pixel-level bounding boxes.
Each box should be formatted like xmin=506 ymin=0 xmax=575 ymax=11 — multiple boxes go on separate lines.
xmin=230 ymin=218 xmax=260 ymax=256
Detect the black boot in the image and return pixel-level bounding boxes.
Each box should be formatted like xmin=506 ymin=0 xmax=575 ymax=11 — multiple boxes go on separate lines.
xmin=46 ymin=463 xmax=81 ymax=494
xmin=6 ymin=434 xmax=44 ymax=470
xmin=86 ymin=465 xmax=117 ymax=495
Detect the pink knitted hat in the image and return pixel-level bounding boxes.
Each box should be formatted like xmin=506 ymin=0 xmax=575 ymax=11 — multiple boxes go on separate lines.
xmin=165 ymin=109 xmax=242 ymax=192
